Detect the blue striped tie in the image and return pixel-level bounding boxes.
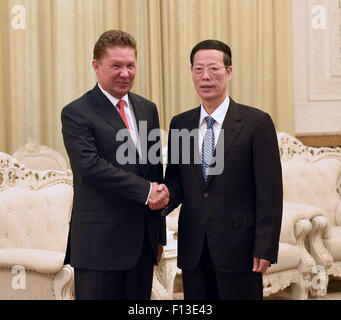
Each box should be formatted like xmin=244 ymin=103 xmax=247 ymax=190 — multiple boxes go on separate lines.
xmin=201 ymin=116 xmax=215 ymax=182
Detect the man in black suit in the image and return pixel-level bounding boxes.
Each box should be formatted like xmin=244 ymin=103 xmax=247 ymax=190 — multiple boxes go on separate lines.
xmin=163 ymin=40 xmax=283 ymax=300
xmin=61 ymin=30 xmax=169 ymax=300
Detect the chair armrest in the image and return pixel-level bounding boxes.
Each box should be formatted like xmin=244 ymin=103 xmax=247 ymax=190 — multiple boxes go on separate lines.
xmin=0 ymin=248 xmax=65 ymax=274
xmin=54 ymin=264 xmax=74 ymax=300
xmin=309 ymin=216 xmax=334 ymax=268
xmin=0 ymin=248 xmax=74 ymax=300
xmin=281 ymin=202 xmax=327 ymax=245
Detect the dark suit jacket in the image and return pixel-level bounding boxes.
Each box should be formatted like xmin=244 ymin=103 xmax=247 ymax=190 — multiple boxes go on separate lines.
xmin=61 ymin=84 xmax=166 ymax=271
xmin=163 ymin=98 xmax=283 ymax=273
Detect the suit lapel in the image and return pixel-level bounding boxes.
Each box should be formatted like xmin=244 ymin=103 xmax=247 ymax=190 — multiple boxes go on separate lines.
xmin=128 ymin=92 xmax=147 ymax=124
xmin=128 ymin=92 xmax=150 ymax=176
xmin=184 ymin=107 xmax=206 ymax=188
xmin=91 ymin=84 xmax=126 ymax=131
xmin=204 ymin=99 xmax=243 ymax=189
xmin=91 ymin=84 xmax=139 ymax=159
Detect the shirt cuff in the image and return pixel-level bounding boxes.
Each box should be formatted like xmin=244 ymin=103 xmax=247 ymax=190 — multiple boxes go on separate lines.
xmin=145 ymin=182 xmax=152 ymax=205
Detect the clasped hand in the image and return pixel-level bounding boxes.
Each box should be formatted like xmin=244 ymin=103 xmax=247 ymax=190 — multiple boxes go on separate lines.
xmin=148 ymin=182 xmax=169 ymax=210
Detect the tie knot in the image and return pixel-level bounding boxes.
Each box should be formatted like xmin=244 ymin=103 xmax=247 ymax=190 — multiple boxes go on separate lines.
xmin=117 ymin=100 xmax=125 ymax=110
xmin=205 ymin=116 xmax=215 ymax=129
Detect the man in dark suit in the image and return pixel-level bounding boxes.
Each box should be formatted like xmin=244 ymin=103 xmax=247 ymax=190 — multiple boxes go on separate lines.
xmin=61 ymin=30 xmax=169 ymax=300
xmin=163 ymin=39 xmax=283 ymax=300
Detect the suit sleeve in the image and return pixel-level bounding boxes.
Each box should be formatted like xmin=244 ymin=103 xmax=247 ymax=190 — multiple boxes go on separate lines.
xmin=61 ymin=105 xmax=151 ymax=205
xmin=162 ymin=116 xmax=184 ymax=216
xmin=252 ymin=113 xmax=283 ymax=263
xmin=151 ymin=105 xmax=167 ymax=245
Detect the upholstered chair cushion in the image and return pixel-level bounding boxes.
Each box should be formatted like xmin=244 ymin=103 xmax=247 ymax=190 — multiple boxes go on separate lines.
xmin=281 ymin=202 xmax=327 ymax=244
xmin=0 ymin=184 xmax=72 ymax=252
xmin=282 ymin=158 xmax=341 ymax=227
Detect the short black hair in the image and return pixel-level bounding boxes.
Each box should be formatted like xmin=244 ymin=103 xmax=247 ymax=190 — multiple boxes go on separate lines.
xmin=190 ymin=39 xmax=232 ymax=67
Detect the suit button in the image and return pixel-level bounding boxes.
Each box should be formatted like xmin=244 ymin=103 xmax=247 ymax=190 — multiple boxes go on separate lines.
xmin=203 ymin=193 xmax=209 ymax=199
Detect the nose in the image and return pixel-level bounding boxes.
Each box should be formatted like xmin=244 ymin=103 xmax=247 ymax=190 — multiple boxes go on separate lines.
xmin=201 ymin=67 xmax=211 ymax=79
xmin=119 ymin=67 xmax=129 ymax=78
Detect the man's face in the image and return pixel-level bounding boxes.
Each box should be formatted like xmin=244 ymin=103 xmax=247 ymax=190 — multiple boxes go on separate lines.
xmin=191 ymin=49 xmax=232 ymax=105
xmin=92 ymin=46 xmax=136 ymax=99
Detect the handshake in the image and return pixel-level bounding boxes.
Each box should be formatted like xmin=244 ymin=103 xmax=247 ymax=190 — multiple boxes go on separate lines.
xmin=148 ymin=182 xmax=170 ymax=211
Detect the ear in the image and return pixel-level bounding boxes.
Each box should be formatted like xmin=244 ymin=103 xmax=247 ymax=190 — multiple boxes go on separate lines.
xmin=226 ymin=66 xmax=232 ymax=80
xmin=92 ymin=59 xmax=100 ymax=75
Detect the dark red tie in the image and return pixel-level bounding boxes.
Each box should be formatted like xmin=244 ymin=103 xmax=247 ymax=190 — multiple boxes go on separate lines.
xmin=117 ymin=100 xmax=130 ymax=130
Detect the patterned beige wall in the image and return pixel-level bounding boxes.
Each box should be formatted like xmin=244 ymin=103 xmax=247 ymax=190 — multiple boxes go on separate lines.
xmin=292 ymin=0 xmax=341 ymax=134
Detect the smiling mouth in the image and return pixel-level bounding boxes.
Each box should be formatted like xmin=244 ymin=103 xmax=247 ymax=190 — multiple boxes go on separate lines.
xmin=117 ymin=82 xmax=129 ymax=86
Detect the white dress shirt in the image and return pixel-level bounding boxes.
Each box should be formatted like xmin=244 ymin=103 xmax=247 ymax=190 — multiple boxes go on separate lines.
xmin=98 ymin=83 xmax=142 ymax=155
xmin=198 ymin=95 xmax=230 ymax=153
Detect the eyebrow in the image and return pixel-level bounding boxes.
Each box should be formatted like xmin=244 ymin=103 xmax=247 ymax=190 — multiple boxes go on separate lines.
xmin=193 ymin=63 xmax=224 ymax=66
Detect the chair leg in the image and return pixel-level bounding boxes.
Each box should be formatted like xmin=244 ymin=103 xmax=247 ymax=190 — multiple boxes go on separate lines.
xmin=291 ymin=271 xmax=311 ymax=300
xmin=309 ymin=266 xmax=329 ymax=297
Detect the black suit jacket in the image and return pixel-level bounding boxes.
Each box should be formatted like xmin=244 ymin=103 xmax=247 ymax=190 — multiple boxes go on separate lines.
xmin=163 ymin=99 xmax=283 ymax=273
xmin=61 ymin=84 xmax=166 ymax=271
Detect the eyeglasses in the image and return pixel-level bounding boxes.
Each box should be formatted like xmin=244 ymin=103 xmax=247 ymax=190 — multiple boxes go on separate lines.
xmin=191 ymin=64 xmax=228 ymax=76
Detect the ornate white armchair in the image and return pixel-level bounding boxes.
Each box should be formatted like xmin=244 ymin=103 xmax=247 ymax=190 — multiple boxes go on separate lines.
xmin=0 ymin=152 xmax=74 ymax=299
xmin=12 ymin=138 xmax=68 ymax=171
xmin=278 ymin=132 xmax=341 ymax=297
xmin=263 ymin=203 xmax=322 ymax=299
xmin=0 ymin=152 xmax=172 ymax=300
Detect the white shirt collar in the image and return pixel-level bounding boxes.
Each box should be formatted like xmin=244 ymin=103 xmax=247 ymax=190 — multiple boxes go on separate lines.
xmin=97 ymin=83 xmax=129 ymax=107
xmin=199 ymin=95 xmax=230 ymax=126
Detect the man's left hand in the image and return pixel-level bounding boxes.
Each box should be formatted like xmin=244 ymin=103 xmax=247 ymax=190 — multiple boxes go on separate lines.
xmin=157 ymin=244 xmax=164 ymax=263
xmin=253 ymin=257 xmax=271 ymax=273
